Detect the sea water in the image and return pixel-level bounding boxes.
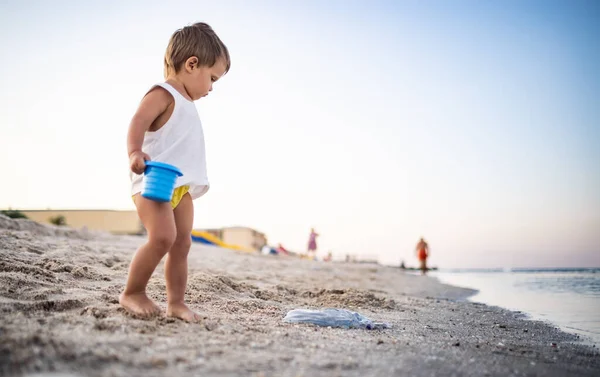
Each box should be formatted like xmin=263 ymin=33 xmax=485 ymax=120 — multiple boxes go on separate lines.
xmin=431 ymin=268 xmax=600 ymax=345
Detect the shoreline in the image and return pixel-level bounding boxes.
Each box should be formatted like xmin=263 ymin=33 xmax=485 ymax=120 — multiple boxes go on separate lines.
xmin=1 ymin=215 xmax=599 ymax=376
xmin=430 ymin=269 xmax=600 ymax=347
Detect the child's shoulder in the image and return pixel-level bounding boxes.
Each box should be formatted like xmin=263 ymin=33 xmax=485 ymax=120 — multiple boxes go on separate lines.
xmin=145 ymin=82 xmax=174 ymax=96
xmin=142 ymin=83 xmax=175 ymax=104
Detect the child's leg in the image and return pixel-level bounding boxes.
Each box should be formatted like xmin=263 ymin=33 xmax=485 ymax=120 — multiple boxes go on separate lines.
xmin=120 ymin=195 xmax=176 ymax=317
xmin=164 ymin=193 xmax=200 ymax=322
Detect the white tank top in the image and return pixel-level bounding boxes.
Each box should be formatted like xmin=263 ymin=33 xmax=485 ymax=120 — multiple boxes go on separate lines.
xmin=130 ymin=82 xmax=209 ymax=199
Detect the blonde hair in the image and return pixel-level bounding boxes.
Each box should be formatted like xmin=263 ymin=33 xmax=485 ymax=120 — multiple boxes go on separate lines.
xmin=164 ymin=22 xmax=231 ymax=79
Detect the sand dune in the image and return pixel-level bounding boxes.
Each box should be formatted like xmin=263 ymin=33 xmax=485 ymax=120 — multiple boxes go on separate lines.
xmin=0 ymin=214 xmax=598 ymax=376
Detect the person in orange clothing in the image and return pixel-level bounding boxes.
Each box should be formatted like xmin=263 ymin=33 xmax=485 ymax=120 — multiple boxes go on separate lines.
xmin=415 ymin=237 xmax=430 ymax=275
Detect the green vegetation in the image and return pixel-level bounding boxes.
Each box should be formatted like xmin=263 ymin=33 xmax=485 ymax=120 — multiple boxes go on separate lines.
xmin=49 ymin=215 xmax=67 ymax=226
xmin=1 ymin=210 xmax=28 ymax=219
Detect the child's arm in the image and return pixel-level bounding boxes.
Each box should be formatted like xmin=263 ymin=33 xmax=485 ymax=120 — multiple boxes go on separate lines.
xmin=127 ymin=88 xmax=173 ymax=174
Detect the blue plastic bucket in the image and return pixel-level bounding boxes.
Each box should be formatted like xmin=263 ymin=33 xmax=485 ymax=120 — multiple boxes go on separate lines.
xmin=141 ymin=161 xmax=183 ymax=202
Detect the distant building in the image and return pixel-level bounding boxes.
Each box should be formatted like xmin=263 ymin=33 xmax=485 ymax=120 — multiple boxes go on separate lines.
xmin=18 ymin=209 xmax=144 ymax=235
xmin=201 ymin=226 xmax=267 ymax=252
xmin=14 ymin=209 xmax=267 ymax=250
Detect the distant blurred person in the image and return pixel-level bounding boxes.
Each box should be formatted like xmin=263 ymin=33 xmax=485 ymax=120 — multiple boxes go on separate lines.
xmin=415 ymin=237 xmax=430 ymax=275
xmin=276 ymin=243 xmax=290 ymax=255
xmin=307 ymin=228 xmax=319 ymax=259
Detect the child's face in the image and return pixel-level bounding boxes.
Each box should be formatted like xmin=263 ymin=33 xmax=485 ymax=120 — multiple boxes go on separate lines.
xmin=184 ymin=57 xmax=227 ymax=101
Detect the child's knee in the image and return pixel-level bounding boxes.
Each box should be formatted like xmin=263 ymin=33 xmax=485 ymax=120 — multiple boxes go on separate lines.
xmin=172 ymin=234 xmax=192 ymax=254
xmin=149 ymin=231 xmax=176 ymax=252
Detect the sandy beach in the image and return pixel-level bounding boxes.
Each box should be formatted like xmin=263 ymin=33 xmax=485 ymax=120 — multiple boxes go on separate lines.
xmin=0 ymin=214 xmax=598 ymax=377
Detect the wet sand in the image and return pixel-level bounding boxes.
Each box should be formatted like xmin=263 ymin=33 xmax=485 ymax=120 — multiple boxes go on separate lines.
xmin=1 ymin=214 xmax=599 ymax=377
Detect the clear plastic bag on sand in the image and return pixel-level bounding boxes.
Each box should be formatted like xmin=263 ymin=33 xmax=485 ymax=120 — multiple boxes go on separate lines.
xmin=283 ymin=308 xmax=390 ymax=330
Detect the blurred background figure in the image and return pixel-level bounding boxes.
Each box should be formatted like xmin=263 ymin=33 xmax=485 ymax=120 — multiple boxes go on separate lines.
xmin=416 ymin=237 xmax=430 ymax=275
xmin=276 ymin=243 xmax=289 ymax=255
xmin=307 ymin=228 xmax=319 ymax=259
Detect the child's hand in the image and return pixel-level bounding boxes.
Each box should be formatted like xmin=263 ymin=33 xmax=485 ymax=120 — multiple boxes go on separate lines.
xmin=129 ymin=151 xmax=150 ymax=175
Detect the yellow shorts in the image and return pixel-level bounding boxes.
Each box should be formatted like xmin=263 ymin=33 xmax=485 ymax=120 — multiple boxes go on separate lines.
xmin=133 ymin=185 xmax=190 ymax=209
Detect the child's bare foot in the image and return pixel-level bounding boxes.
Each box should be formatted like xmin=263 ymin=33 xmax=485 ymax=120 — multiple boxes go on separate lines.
xmin=119 ymin=292 xmax=161 ymax=318
xmin=167 ymin=302 xmax=201 ymax=322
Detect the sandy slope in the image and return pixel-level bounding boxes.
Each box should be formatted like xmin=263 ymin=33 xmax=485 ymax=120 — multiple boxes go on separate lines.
xmin=0 ymin=214 xmax=598 ymax=377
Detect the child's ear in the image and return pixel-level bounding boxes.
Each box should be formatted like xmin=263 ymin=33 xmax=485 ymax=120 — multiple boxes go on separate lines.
xmin=185 ymin=56 xmax=199 ymax=72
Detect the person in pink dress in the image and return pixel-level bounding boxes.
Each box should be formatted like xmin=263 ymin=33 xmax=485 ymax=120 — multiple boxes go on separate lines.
xmin=307 ymin=228 xmax=319 ymax=259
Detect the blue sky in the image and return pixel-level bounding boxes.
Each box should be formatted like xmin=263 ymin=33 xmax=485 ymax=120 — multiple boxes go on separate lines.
xmin=0 ymin=0 xmax=598 ymax=268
